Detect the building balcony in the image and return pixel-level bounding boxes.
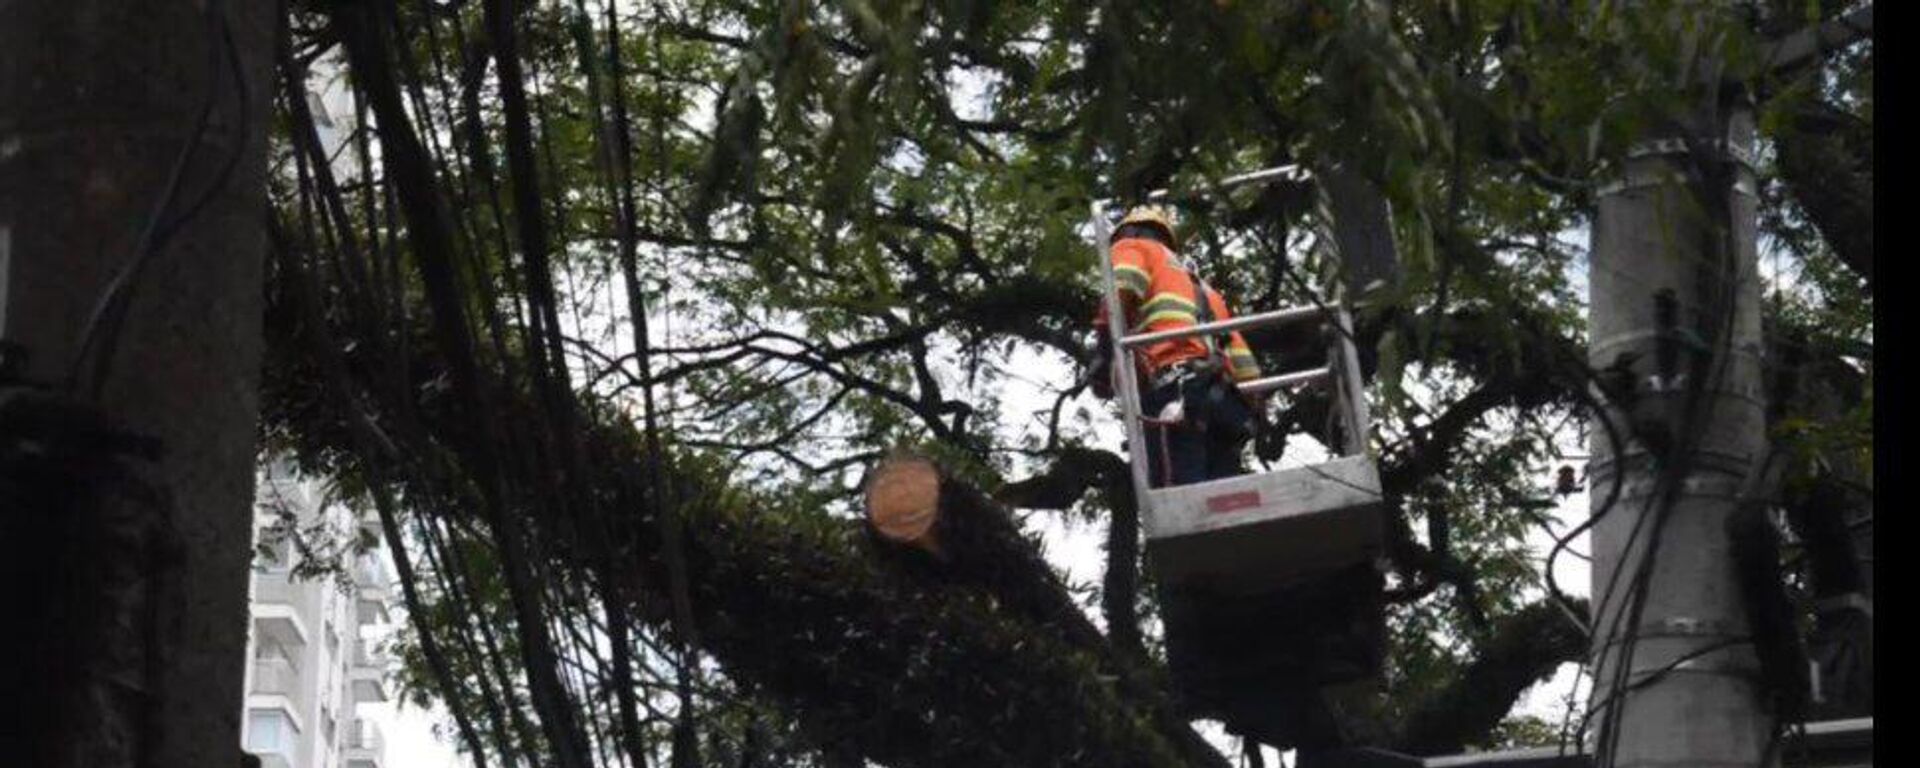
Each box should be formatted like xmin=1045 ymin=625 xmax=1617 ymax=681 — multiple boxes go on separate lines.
xmin=356 ymin=583 xmax=390 ymax=626
xmin=344 ymin=717 xmax=384 ymax=767
xmin=350 ymin=636 xmax=389 ymax=702
xmin=353 ymin=556 xmax=392 ymax=625
xmin=257 ymin=473 xmax=316 ymax=513
xmin=252 ymin=603 xmax=308 ymax=651
xmin=253 ymin=571 xmax=321 ymax=649
xmin=349 ymin=662 xmax=389 ymax=703
xmin=356 ymin=586 xmax=390 ymax=625
xmin=244 ymin=706 xmax=302 ymax=768
xmin=250 ymin=657 xmax=300 ymax=697
xmin=357 ymin=511 xmax=383 ymax=541
xmin=354 ymin=555 xmax=389 ymax=588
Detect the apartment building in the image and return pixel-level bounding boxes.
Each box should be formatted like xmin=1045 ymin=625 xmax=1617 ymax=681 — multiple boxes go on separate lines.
xmin=242 ymin=459 xmax=392 ymax=768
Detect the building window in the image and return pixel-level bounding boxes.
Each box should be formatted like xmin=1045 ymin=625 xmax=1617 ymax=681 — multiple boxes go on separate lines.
xmin=254 ymin=537 xmax=291 ymax=574
xmin=254 ymin=640 xmax=299 ymax=672
xmin=245 ymin=709 xmax=299 ymax=756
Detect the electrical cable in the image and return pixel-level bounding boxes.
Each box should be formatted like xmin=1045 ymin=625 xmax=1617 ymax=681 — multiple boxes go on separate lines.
xmin=1577 ymin=636 xmax=1754 ymax=725
xmin=1544 ymin=379 xmax=1628 ymax=637
xmin=1588 ymin=108 xmax=1762 ymax=766
xmin=1545 ymin=107 xmax=1771 ymax=762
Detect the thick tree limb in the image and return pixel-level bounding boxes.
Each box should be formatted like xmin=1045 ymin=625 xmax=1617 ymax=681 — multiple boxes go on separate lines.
xmin=1762 ymin=6 xmax=1873 ymax=74
xmin=864 ymin=455 xmax=1227 ymax=767
xmin=1390 ymin=600 xmax=1588 ymax=755
xmin=265 ymin=266 xmax=1232 ymax=768
xmin=1773 ymin=98 xmax=1873 ymax=290
xmin=993 ymin=447 xmax=1145 ymax=655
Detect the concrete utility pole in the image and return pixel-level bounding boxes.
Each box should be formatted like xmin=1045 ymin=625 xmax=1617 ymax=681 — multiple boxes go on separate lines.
xmin=1586 ymin=50 xmax=1775 ymax=768
xmin=0 ymin=2 xmax=276 ymax=766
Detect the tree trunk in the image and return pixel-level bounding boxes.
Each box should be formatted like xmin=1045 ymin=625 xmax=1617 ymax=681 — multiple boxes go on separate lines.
xmin=1774 ymin=99 xmax=1873 ymax=291
xmin=1391 ymin=601 xmax=1587 ymax=755
xmin=0 ymin=1 xmax=277 ymax=766
xmin=1320 ymin=166 xmax=1402 ymax=299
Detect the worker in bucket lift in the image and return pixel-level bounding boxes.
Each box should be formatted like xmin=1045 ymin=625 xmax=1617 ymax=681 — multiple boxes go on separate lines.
xmin=1090 ymin=205 xmax=1264 ymax=488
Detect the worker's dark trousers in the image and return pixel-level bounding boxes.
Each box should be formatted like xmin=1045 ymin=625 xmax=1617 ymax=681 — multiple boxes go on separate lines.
xmin=1141 ymin=373 xmax=1253 ymax=488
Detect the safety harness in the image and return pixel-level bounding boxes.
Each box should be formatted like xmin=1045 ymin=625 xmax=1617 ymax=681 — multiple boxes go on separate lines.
xmin=1148 ymin=259 xmax=1232 ymax=390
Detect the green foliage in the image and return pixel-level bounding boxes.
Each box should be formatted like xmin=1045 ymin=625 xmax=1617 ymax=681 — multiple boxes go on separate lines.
xmin=1482 ymin=714 xmax=1562 ymax=750
xmin=261 ymin=0 xmax=1870 ymax=762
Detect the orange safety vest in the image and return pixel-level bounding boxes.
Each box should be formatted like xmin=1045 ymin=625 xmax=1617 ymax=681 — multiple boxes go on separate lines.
xmin=1095 ymin=236 xmax=1262 ymax=384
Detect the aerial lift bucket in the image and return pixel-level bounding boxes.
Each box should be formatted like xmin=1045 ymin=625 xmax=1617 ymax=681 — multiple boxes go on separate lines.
xmin=1092 ymin=171 xmax=1388 ymax=747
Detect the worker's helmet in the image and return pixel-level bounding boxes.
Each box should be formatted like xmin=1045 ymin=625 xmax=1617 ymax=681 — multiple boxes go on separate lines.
xmin=1116 ymin=205 xmax=1178 ymax=249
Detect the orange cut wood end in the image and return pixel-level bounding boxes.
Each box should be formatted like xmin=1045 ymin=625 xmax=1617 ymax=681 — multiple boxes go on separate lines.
xmin=865 ymin=458 xmax=942 ymax=554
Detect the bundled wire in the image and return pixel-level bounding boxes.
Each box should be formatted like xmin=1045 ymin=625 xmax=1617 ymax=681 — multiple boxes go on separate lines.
xmin=1584 ymin=103 xmax=1764 ymax=766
